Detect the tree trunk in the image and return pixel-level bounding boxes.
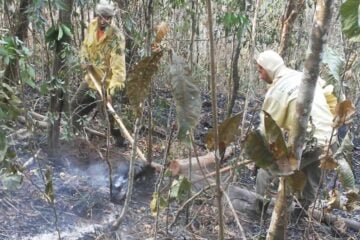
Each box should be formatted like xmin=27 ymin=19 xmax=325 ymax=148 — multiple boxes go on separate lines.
xmin=47 ymin=0 xmax=74 ymax=154
xmin=226 ymin=39 xmax=241 ymax=117
xmin=266 ymin=177 xmax=287 ymax=240
xmin=278 ymin=0 xmax=305 ymax=58
xmin=267 ymin=0 xmax=333 ymax=238
xmin=3 ymin=0 xmax=31 ymax=83
xmin=292 ymin=0 xmax=334 ymax=164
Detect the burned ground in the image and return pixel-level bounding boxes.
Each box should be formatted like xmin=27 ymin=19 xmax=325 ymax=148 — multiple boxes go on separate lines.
xmin=1 ymin=94 xmax=360 ymax=240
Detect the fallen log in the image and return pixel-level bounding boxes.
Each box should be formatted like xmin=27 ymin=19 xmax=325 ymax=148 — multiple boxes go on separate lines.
xmin=17 ymin=115 xmax=48 ymax=128
xmin=311 ymin=208 xmax=360 ymax=232
xmin=226 ymin=185 xmax=360 ymax=232
xmin=168 ymin=147 xmax=233 ymax=176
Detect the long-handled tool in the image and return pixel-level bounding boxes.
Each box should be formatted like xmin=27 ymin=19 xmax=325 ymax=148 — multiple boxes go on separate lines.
xmin=87 ymin=67 xmax=162 ymax=170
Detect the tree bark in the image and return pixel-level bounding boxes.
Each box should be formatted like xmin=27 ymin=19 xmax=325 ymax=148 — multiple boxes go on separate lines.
xmin=292 ymin=0 xmax=334 ymax=164
xmin=266 ymin=177 xmax=287 ymax=240
xmin=47 ymin=0 xmax=74 ymax=154
xmin=3 ymin=0 xmax=31 ymax=83
xmin=226 ymin=39 xmax=241 ymax=117
xmin=205 ymin=0 xmax=224 ymax=238
xmin=278 ymin=0 xmax=305 ymax=58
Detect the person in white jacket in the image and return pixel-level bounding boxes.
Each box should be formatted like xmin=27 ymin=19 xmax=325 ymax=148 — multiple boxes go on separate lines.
xmin=255 ymin=50 xmax=336 ymax=217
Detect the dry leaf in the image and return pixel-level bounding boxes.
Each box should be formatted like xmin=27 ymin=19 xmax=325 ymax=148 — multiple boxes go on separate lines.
xmin=332 ymin=100 xmax=356 ymax=128
xmin=287 ymin=170 xmax=306 ymax=197
xmin=319 ymin=154 xmax=338 ymax=170
xmin=326 ymin=189 xmax=341 ymax=212
xmin=205 ymin=113 xmax=242 ymax=151
xmin=154 ymin=22 xmax=170 ymax=43
xmin=263 ymin=111 xmax=288 ymax=161
xmin=168 ymin=160 xmax=181 ymax=177
xmin=344 ymin=190 xmax=360 ymax=211
xmin=333 ymin=220 xmax=347 ymax=234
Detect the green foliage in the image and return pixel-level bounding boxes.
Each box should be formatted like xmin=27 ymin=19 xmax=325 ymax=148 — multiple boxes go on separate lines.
xmin=0 ymin=36 xmax=36 ymax=88
xmin=244 ymin=111 xmax=296 ymax=175
xmin=169 ymin=52 xmax=201 ymax=142
xmin=170 ymin=175 xmax=191 ymax=201
xmin=0 ymin=168 xmax=23 ymax=190
xmin=0 ymin=83 xmax=21 ymax=121
xmin=45 ymin=24 xmax=74 ymax=47
xmin=244 ymin=129 xmax=275 ymax=168
xmin=340 ymin=0 xmax=360 ymax=42
xmin=217 ymin=12 xmax=249 ymax=38
xmin=322 ymin=48 xmax=344 ymax=82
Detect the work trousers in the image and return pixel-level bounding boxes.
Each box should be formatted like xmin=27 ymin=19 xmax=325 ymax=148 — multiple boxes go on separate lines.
xmin=256 ymin=146 xmax=329 ymax=210
xmin=70 ymin=81 xmax=124 ymax=145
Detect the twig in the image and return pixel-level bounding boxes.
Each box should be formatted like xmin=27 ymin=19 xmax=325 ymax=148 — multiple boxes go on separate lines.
xmin=111 ymin=117 xmax=141 ymax=229
xmin=222 ymin=189 xmax=247 ymax=240
xmin=169 ymin=184 xmax=214 ymax=229
xmin=192 ymin=159 xmax=253 ymax=183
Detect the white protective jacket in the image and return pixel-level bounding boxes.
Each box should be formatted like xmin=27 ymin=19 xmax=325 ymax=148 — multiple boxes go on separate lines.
xmin=261 ymin=66 xmax=334 ymax=146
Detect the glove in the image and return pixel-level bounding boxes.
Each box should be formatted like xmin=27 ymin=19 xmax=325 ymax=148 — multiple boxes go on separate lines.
xmin=107 ymin=82 xmax=124 ymax=96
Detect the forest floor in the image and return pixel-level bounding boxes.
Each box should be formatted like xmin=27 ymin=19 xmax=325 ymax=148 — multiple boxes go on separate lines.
xmin=1 ymin=93 xmax=360 ymax=240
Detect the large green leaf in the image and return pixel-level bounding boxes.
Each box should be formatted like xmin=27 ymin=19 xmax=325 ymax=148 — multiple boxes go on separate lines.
xmin=322 ymin=48 xmax=344 ymax=82
xmin=244 ymin=129 xmax=275 ymax=168
xmin=334 ymin=132 xmax=355 ymax=191
xmin=0 ymin=172 xmax=22 ymax=190
xmin=205 ymin=113 xmax=242 ymax=151
xmin=340 ymin=0 xmax=360 ymax=42
xmin=169 ymin=52 xmax=201 ymax=141
xmin=0 ymin=130 xmax=7 ymax=162
xmin=125 ymin=51 xmax=163 ymax=117
xmin=170 ymin=175 xmax=191 ymax=201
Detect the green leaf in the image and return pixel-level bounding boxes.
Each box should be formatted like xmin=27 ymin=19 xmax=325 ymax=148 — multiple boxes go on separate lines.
xmin=205 ymin=113 xmax=242 ymax=150
xmin=61 ymin=24 xmax=73 ymax=38
xmin=340 ymin=0 xmax=360 ymax=42
xmin=150 ymin=192 xmax=167 ymax=216
xmin=322 ymin=48 xmax=344 ymax=82
xmin=244 ymin=129 xmax=275 ymax=168
xmin=335 ymin=132 xmax=356 ymax=191
xmin=169 ymin=52 xmax=201 ymax=142
xmin=0 ymin=171 xmax=22 ymax=190
xmin=170 ymin=176 xmax=191 ymax=201
xmin=45 ymin=26 xmax=58 ymax=43
xmin=0 ymin=130 xmax=7 ymax=162
xmin=125 ymin=51 xmax=163 ymax=117
xmin=57 ymin=25 xmax=64 ymax=41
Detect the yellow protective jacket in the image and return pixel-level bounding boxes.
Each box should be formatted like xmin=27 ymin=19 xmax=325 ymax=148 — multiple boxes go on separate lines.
xmin=80 ymin=18 xmax=126 ymax=94
xmin=260 ymin=66 xmax=334 ymax=146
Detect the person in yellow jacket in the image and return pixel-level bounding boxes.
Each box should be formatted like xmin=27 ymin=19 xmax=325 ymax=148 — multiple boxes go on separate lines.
xmin=71 ymin=0 xmax=126 ymax=146
xmin=254 ymin=50 xmax=337 ymax=218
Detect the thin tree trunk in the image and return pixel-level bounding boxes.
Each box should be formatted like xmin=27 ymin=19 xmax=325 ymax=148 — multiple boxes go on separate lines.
xmin=267 ymin=1 xmax=334 ymax=239
xmin=226 ymin=39 xmax=241 ymax=117
xmin=278 ymin=0 xmax=305 ymax=58
xmin=205 ymin=0 xmax=224 ymax=239
xmin=292 ymin=0 xmax=334 ymax=164
xmin=266 ymin=177 xmax=288 ymax=240
xmin=48 ymin=0 xmax=74 ymax=153
xmin=3 ymin=0 xmax=31 ymax=83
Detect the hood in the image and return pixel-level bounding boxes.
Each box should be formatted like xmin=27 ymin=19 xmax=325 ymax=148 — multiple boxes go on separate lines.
xmin=256 ymin=50 xmax=285 ymax=81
